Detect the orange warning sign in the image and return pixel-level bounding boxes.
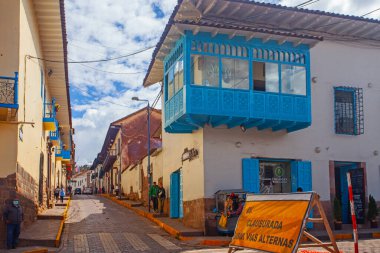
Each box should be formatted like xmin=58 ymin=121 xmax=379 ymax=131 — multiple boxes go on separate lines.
xmin=230 ymin=193 xmax=312 ymax=253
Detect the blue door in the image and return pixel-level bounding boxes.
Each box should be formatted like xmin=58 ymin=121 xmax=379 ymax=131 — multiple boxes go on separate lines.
xmin=291 ymin=161 xmax=313 ymax=228
xmin=338 ymin=163 xmax=358 ymax=224
xmin=179 ymin=169 xmax=183 ymax=218
xmin=242 ymin=158 xmax=260 ymax=193
xmin=170 ymin=172 xmax=180 ymax=218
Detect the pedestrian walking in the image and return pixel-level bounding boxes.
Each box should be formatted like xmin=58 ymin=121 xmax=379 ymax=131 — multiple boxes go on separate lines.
xmin=102 ymin=186 xmax=105 ymax=194
xmin=59 ymin=187 xmax=65 ymax=203
xmin=3 ymin=198 xmax=24 ymax=249
xmin=54 ymin=186 xmax=60 ymax=202
xmin=149 ymin=182 xmax=159 ymax=213
xmin=68 ymin=185 xmax=72 ymax=196
xmin=157 ymin=183 xmax=166 ymax=214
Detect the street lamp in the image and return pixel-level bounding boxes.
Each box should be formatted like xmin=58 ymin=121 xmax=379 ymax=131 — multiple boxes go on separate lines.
xmin=131 ymin=96 xmax=151 ymax=212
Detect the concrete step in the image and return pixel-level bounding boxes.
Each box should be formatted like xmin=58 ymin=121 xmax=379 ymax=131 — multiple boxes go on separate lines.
xmin=19 ymin=220 xmax=61 ymax=248
xmin=37 ymin=214 xmax=63 ymax=220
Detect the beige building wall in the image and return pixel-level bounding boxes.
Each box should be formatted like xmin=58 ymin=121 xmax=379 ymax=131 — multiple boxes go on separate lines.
xmin=0 ymin=0 xmax=20 ymax=178
xmin=17 ymin=0 xmax=50 ymax=184
xmin=162 ymin=127 xmax=205 ymax=202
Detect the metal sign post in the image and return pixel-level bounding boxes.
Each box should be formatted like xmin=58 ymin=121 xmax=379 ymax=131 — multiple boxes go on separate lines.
xmin=347 ymin=172 xmax=359 ymax=253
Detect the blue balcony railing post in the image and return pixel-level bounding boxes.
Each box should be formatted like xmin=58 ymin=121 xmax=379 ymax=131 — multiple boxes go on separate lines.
xmin=14 ymin=72 xmax=18 ymax=105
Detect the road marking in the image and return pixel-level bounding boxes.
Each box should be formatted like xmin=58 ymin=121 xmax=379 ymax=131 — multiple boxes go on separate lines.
xmin=99 ymin=233 xmax=121 ymax=253
xmin=148 ymin=233 xmax=181 ymax=250
xmin=74 ymin=234 xmax=89 ymax=253
xmin=123 ymin=233 xmax=150 ymax=251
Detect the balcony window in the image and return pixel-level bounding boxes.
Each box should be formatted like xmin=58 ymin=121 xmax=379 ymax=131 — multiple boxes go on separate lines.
xmin=167 ymin=68 xmax=174 ymax=99
xmin=174 ymin=58 xmax=184 ymax=92
xmin=222 ymin=58 xmax=249 ymax=90
xmin=281 ymin=65 xmax=306 ymax=95
xmin=166 ymin=58 xmax=184 ymax=100
xmin=191 ymin=55 xmax=219 ymax=87
xmin=253 ymin=62 xmax=279 ymax=92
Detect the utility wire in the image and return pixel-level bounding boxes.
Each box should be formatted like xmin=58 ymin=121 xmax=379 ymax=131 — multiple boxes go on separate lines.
xmin=27 ymin=45 xmax=155 ymax=64
xmin=295 ymin=0 xmax=319 ymax=8
xmin=74 ymin=61 xmax=146 ymax=75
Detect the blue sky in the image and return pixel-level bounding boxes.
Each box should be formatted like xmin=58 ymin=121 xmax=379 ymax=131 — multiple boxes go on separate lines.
xmin=65 ymin=0 xmax=380 ymax=165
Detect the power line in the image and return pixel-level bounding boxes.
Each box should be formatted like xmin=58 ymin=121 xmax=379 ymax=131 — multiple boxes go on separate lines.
xmin=295 ymin=0 xmax=320 ymax=8
xmin=27 ymin=45 xmax=155 ymax=64
xmin=73 ymin=61 xmax=146 ymax=75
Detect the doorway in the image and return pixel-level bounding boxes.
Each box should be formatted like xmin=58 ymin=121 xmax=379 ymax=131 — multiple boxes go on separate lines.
xmin=170 ymin=169 xmax=183 ymax=218
xmin=334 ymin=162 xmax=365 ymax=224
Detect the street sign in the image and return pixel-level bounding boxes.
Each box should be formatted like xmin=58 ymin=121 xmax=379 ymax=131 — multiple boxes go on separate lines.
xmin=229 ymin=192 xmax=339 ymax=253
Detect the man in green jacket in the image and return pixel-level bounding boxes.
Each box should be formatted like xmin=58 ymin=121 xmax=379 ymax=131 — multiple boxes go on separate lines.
xmin=149 ymin=182 xmax=159 ymax=212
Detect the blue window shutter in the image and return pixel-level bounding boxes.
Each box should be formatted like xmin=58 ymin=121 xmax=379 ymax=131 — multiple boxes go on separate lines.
xmin=242 ymin=159 xmax=260 ymax=193
xmin=170 ymin=172 xmax=180 ymax=218
xmin=291 ymin=161 xmax=298 ymax=192
xmin=292 ymin=160 xmax=313 ymax=228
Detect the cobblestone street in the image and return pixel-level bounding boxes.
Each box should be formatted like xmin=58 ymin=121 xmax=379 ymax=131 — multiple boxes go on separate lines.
xmin=58 ymin=195 xmax=380 ymax=253
xmin=60 ymin=195 xmax=198 ymax=253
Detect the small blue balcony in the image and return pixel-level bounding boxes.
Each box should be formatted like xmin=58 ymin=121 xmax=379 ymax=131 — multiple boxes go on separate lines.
xmin=163 ymin=32 xmax=311 ymax=133
xmin=43 ymin=98 xmax=58 ymax=131
xmin=49 ymin=128 xmax=60 ymax=146
xmin=0 ymin=72 xmax=18 ymax=109
xmin=56 ymin=148 xmax=71 ymax=163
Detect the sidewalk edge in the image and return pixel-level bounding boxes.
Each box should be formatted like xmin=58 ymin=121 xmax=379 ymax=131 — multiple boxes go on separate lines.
xmin=55 ymin=197 xmax=71 ymax=247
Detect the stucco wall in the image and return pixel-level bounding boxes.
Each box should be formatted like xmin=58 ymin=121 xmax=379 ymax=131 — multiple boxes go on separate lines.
xmin=16 ymin=0 xmax=50 ymax=185
xmin=0 ymin=0 xmax=20 ymax=178
xmin=203 ymin=40 xmax=380 ymax=201
xmin=162 ymin=128 xmax=205 ymax=202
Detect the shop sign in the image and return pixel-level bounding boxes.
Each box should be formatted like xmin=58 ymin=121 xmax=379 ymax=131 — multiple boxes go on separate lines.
xmin=230 ymin=193 xmax=312 ymax=253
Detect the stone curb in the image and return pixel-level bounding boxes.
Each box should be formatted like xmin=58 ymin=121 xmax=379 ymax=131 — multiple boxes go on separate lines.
xmin=21 ymin=249 xmax=48 ymax=253
xmin=55 ymin=197 xmax=71 ymax=247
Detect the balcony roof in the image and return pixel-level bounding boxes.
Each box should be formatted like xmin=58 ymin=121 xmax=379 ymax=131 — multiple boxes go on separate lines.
xmin=33 ymin=0 xmax=72 ymax=147
xmin=143 ymin=0 xmax=380 ymax=87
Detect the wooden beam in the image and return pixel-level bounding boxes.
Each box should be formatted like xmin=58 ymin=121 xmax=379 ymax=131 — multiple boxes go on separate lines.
xmin=193 ymin=26 xmax=200 ymax=35
xmin=215 ymin=2 xmax=229 ymax=15
xmin=246 ymin=33 xmax=255 ymax=41
xmin=229 ymin=3 xmax=242 ymax=16
xmin=262 ymin=35 xmax=272 ymax=43
xmin=307 ymin=218 xmax=324 ymax=223
xmin=203 ymin=0 xmax=217 ymax=15
xmin=293 ymin=39 xmax=304 ymax=47
xmin=211 ymin=29 xmax=219 ymax=37
xmin=277 ymin=37 xmax=288 ymax=45
xmin=228 ymin=31 xmax=238 ymax=39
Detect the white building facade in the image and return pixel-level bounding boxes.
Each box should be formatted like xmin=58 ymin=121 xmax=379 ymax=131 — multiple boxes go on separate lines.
xmin=142 ymin=0 xmax=380 ymax=234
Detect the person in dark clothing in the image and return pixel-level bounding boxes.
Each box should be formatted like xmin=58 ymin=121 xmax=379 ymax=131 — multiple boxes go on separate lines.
xmin=54 ymin=187 xmax=60 ymax=202
xmin=157 ymin=183 xmax=166 ymax=214
xmin=3 ymin=199 xmax=24 ymax=249
xmin=297 ymin=187 xmax=303 ymax=192
xmin=149 ymin=182 xmax=159 ymax=213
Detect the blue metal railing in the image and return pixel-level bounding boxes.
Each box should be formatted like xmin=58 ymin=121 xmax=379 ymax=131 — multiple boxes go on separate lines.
xmin=0 ymin=72 xmax=18 ymax=108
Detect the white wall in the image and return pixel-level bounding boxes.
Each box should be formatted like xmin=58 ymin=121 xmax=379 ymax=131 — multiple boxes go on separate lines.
xmin=203 ymin=40 xmax=380 ymax=200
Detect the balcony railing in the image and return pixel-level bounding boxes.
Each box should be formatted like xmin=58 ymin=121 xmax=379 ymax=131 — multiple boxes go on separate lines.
xmin=55 ymin=147 xmax=71 ymax=163
xmin=103 ymin=149 xmax=117 ymax=172
xmin=43 ymin=98 xmax=58 ymax=131
xmin=0 ymin=72 xmax=18 ymax=109
xmin=49 ymin=128 xmax=60 ymax=146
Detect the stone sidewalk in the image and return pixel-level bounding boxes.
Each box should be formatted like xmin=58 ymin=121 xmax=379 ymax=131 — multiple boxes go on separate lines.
xmin=17 ymin=198 xmax=70 ymax=248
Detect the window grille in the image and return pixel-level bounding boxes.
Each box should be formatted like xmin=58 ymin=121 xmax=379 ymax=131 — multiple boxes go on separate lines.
xmin=334 ymin=87 xmax=364 ymax=135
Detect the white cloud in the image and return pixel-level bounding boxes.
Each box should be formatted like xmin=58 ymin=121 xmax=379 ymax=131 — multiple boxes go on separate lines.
xmin=66 ymin=0 xmax=380 ymax=165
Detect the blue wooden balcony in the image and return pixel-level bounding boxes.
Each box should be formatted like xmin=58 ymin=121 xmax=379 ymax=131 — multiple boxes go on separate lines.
xmin=55 ymin=146 xmax=71 ymax=163
xmin=43 ymin=98 xmax=58 ymax=131
xmin=163 ymin=32 xmax=311 ymax=133
xmin=165 ymin=86 xmax=310 ymax=133
xmin=49 ymin=128 xmax=60 ymax=146
xmin=0 ymin=72 xmax=18 ymax=109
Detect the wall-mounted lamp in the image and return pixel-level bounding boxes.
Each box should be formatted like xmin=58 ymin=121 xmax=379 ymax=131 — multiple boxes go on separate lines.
xmin=374 ymin=150 xmax=379 ymax=156
xmin=235 ymin=141 xmax=242 ymax=148
xmin=312 ymin=77 xmax=317 ymax=83
xmin=314 ymin=147 xmax=321 ymax=153
xmin=48 ymin=69 xmax=53 ymax=77
xmin=240 ymin=124 xmax=246 ymax=132
xmin=368 ymin=83 xmax=373 ymax=88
